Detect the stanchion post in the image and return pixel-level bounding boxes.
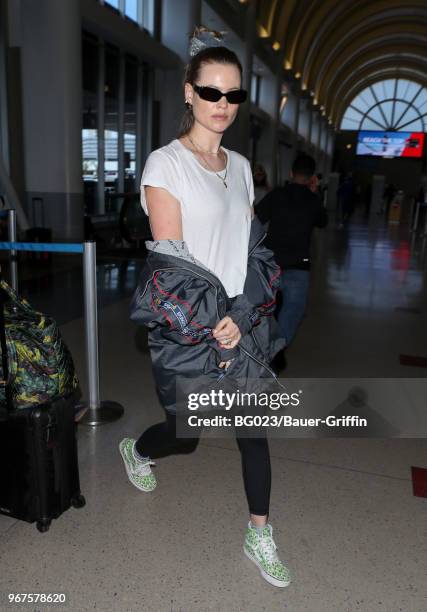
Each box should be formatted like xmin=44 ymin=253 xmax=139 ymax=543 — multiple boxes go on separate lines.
xmin=84 ymin=241 xmax=100 ymax=409
xmin=7 ymin=209 xmax=18 ymax=292
xmin=78 ymin=241 xmax=124 ymax=426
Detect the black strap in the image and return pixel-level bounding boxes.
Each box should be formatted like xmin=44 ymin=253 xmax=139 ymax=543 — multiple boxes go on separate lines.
xmin=0 ymin=285 xmax=14 ymax=414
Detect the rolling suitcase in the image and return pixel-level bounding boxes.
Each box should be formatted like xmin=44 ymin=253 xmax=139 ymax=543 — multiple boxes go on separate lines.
xmin=0 ymin=287 xmax=85 ymax=532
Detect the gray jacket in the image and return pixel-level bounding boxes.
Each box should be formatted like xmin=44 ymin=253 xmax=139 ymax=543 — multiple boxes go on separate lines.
xmin=130 ymin=216 xmax=285 ymax=410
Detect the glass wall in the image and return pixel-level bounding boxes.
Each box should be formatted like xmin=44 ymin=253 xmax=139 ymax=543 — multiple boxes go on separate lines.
xmin=82 ymin=30 xmax=147 ymax=215
xmin=105 ymin=0 xmax=119 ymax=9
xmin=280 ymin=84 xmax=296 ymax=129
xmin=103 ymin=0 xmax=156 ymax=35
xmin=125 ymin=0 xmax=138 ymax=21
xmin=340 ymin=79 xmax=427 ymax=131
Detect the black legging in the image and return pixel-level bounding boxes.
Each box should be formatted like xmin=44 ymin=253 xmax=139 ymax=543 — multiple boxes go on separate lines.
xmin=135 ymin=411 xmax=271 ymax=516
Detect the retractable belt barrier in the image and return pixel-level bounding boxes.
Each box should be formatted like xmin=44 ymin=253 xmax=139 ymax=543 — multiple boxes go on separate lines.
xmin=0 ymin=209 xmax=124 ymax=427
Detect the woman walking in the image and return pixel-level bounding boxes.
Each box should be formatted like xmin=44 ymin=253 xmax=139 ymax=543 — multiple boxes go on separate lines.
xmin=120 ymin=26 xmax=290 ymax=588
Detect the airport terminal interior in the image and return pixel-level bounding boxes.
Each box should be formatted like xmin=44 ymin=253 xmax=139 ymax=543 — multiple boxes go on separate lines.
xmin=0 ymin=1 xmax=427 ymax=611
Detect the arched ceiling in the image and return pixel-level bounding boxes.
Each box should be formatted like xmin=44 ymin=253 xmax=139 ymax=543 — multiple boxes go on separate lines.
xmin=256 ymin=0 xmax=427 ymax=127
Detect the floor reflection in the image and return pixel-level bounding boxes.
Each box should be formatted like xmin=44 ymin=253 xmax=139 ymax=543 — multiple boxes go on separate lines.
xmin=323 ymin=219 xmax=427 ymax=311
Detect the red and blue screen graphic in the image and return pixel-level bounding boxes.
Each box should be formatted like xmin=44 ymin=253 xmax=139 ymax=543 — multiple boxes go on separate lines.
xmin=356 ymin=131 xmax=425 ymax=158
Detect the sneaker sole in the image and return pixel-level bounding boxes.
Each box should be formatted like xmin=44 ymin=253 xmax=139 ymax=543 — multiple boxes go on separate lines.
xmin=119 ymin=441 xmax=156 ymax=493
xmin=243 ymin=546 xmax=290 ymax=588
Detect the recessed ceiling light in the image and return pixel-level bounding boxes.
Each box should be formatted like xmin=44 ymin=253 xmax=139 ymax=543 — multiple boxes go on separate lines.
xmin=272 ymin=41 xmax=281 ymax=51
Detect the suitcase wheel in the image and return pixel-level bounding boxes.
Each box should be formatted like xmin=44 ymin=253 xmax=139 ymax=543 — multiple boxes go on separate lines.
xmin=37 ymin=519 xmax=51 ymax=533
xmin=71 ymin=494 xmax=86 ymax=509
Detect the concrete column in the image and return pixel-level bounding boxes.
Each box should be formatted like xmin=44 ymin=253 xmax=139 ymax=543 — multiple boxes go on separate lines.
xmin=237 ymin=0 xmax=256 ymax=157
xmin=270 ymin=54 xmax=285 ymax=187
xmin=0 ymin=2 xmax=9 ymax=173
xmin=162 ymin=0 xmax=201 ymax=63
xmin=159 ymin=0 xmax=200 ymax=145
xmin=135 ymin=63 xmax=146 ymax=185
xmin=291 ymin=81 xmax=301 ymax=153
xmin=307 ymin=101 xmax=313 ymax=149
xmin=20 ymin=0 xmax=83 ymax=240
xmin=96 ymin=41 xmax=105 ymax=214
xmin=322 ymin=126 xmax=330 ymax=176
xmin=269 ymin=86 xmax=280 ymax=186
xmin=316 ymin=111 xmax=322 ymax=156
xmin=118 ymin=51 xmax=126 ymax=194
xmin=1 ymin=0 xmax=30 ymax=231
xmin=323 ymin=127 xmax=335 ymax=177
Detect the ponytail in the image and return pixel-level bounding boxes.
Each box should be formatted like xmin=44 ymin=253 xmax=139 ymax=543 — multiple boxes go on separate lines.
xmin=178 ymin=105 xmax=195 ymax=138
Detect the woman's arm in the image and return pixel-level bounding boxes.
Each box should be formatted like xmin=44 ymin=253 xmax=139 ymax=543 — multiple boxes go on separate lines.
xmin=145 ymin=186 xmax=183 ymax=240
xmin=145 ymin=185 xmax=239 ymax=364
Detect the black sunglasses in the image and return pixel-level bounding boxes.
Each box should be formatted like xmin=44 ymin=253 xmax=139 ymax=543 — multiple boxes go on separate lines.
xmin=193 ymin=84 xmax=247 ymax=105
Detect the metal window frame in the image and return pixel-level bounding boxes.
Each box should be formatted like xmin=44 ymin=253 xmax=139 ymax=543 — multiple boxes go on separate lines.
xmin=358 ymin=97 xmax=425 ymax=131
xmin=341 ymin=80 xmax=427 ymax=132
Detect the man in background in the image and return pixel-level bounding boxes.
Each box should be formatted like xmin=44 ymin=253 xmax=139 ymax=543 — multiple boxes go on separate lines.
xmin=256 ymin=154 xmax=328 ymax=367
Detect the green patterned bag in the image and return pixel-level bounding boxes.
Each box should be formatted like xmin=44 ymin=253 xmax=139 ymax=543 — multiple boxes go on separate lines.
xmin=0 ymin=280 xmax=80 ymax=409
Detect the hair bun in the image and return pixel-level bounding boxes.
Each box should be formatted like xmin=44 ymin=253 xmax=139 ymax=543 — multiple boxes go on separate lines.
xmin=189 ymin=25 xmax=227 ymax=57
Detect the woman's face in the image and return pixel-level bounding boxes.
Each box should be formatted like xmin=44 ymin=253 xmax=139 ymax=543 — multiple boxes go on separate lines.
xmin=185 ymin=62 xmax=242 ymax=135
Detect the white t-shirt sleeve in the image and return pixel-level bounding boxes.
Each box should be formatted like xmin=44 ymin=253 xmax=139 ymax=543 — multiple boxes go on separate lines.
xmin=140 ymin=149 xmax=182 ymax=215
xmin=246 ymin=159 xmax=255 ymax=209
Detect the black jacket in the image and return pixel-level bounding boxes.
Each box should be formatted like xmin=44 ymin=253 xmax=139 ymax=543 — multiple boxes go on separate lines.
xmin=130 ymin=217 xmax=286 ymax=410
xmin=256 ymin=183 xmax=328 ymax=269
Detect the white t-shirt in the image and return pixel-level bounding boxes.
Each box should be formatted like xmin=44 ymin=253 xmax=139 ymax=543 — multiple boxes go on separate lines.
xmin=140 ymin=138 xmax=254 ymax=297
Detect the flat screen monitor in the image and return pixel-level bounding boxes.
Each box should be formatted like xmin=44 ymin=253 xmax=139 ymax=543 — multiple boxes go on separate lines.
xmin=356 ymin=131 xmax=424 ymax=158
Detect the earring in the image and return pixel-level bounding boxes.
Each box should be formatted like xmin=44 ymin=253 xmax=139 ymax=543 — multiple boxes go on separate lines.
xmin=185 ymin=100 xmax=193 ymax=110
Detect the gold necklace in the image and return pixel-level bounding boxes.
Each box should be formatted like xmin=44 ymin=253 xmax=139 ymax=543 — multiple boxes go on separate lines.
xmin=187 ymin=136 xmax=228 ymax=188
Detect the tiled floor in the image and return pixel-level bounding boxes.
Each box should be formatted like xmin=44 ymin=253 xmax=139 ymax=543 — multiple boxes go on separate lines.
xmin=1 ymin=215 xmax=426 ymax=611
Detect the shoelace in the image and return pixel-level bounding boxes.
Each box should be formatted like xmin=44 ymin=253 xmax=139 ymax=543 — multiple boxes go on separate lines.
xmin=258 ymin=534 xmax=279 ymax=564
xmin=137 ymin=459 xmax=156 ymax=474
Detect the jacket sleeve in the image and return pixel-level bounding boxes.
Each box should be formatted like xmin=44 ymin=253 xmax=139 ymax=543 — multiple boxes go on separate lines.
xmin=130 ymin=268 xmax=216 ymax=346
xmin=130 ymin=266 xmax=239 ymax=364
xmin=244 ymin=242 xmax=281 ymax=317
xmin=227 ymin=294 xmax=261 ymax=335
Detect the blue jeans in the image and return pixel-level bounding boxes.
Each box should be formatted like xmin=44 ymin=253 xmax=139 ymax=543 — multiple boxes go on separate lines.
xmin=277 ymin=269 xmax=310 ymax=346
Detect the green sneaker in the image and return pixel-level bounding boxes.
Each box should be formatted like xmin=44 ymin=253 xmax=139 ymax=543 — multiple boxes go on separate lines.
xmin=244 ymin=523 xmax=291 ymax=588
xmin=119 ymin=438 xmax=157 ymax=492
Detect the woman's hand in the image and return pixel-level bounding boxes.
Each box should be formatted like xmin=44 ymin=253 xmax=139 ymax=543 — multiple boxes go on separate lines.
xmin=213 ymin=316 xmax=241 ymax=349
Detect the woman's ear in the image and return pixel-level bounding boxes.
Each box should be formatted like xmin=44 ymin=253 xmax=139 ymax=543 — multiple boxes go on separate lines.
xmin=184 ymin=83 xmax=193 ymax=106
